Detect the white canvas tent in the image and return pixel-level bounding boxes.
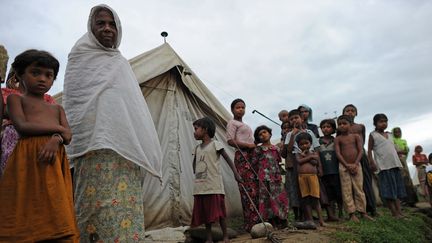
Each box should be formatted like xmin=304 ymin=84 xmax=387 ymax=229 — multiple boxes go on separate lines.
xmin=55 ymin=43 xmax=243 ymax=230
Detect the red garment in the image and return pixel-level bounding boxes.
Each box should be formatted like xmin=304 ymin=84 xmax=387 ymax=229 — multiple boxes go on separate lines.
xmin=252 ymin=145 xmax=289 ymax=225
xmin=413 ymin=153 xmax=428 ymax=167
xmin=191 ymin=194 xmax=226 ymax=227
xmin=234 ymin=150 xmax=260 ymax=232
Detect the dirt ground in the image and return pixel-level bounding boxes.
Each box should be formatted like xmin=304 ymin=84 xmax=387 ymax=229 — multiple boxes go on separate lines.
xmin=226 ymin=202 xmax=432 ymax=243
xmin=229 ymin=223 xmax=340 ymax=243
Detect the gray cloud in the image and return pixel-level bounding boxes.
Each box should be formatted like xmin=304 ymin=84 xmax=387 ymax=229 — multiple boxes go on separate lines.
xmin=1 ymin=0 xmax=431 ymax=156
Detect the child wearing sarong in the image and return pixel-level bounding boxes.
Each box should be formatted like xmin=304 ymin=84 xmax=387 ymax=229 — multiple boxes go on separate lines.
xmin=368 ymin=113 xmax=406 ymax=218
xmin=192 ymin=117 xmax=242 ymax=243
xmin=0 ymin=50 xmax=78 ymax=242
xmin=226 ymin=98 xmax=257 ymax=231
xmin=0 ymin=69 xmax=56 ymax=178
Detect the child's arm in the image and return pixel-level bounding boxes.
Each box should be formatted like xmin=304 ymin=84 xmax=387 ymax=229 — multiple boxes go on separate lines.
xmin=220 ymin=149 xmax=242 ymax=183
xmin=7 ymin=94 xmax=65 ymax=136
xmin=286 ymin=130 xmax=298 ymax=153
xmin=58 ymin=105 xmax=72 ymax=145
xmin=367 ymin=134 xmax=377 ymax=172
xmin=354 ymin=134 xmax=363 ymax=167
xmin=334 ymin=136 xmax=349 ymax=169
xmin=316 ymin=152 xmax=323 ymax=176
xmin=227 ymin=139 xmax=255 ymax=150
xmin=295 ymin=152 xmax=316 ymax=165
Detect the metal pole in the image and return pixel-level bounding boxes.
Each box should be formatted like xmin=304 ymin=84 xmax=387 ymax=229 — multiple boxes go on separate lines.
xmin=252 ymin=110 xmax=280 ymax=126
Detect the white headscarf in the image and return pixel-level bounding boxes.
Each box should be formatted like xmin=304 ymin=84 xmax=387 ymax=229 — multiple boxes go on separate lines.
xmin=63 ymin=4 xmax=162 ymax=179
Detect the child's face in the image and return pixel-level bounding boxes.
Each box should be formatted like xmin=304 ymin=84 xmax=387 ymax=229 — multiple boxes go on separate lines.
xmin=289 ymin=114 xmax=303 ymax=129
xmin=299 ymin=107 xmax=310 ymax=121
xmin=415 ymin=146 xmax=423 ymax=154
xmin=193 ymin=125 xmax=206 ymax=140
xmin=279 ymin=111 xmax=289 ymax=123
xmin=320 ymin=123 xmax=334 ymax=136
xmin=91 ymin=9 xmax=118 ymax=48
xmin=281 ymin=123 xmax=290 ymax=135
xmin=298 ymin=139 xmax=311 ymax=152
xmin=343 ymin=106 xmax=357 ymax=118
xmin=20 ymin=63 xmax=54 ymax=95
xmin=258 ymin=129 xmax=271 ymax=143
xmin=337 ymin=119 xmax=351 ymax=133
xmin=231 ymin=102 xmax=245 ymax=119
xmin=375 ymin=118 xmax=388 ymax=131
xmin=393 ymin=128 xmax=401 ymax=138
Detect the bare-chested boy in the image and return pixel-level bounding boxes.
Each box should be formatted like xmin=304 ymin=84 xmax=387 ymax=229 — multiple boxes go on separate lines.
xmin=281 ymin=109 xmax=320 ymax=222
xmin=296 ymin=132 xmax=324 ymax=227
xmin=334 ymin=115 xmax=373 ymax=222
xmin=342 ymin=104 xmax=377 ymax=216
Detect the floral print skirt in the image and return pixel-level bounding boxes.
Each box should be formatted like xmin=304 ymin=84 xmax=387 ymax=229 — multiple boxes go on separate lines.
xmin=234 ymin=150 xmax=259 ymax=232
xmin=0 ymin=125 xmax=19 ymax=177
xmin=73 ymin=149 xmax=144 ymax=243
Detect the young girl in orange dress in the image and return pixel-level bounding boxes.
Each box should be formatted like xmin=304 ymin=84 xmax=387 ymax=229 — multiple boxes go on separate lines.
xmin=0 ymin=69 xmax=56 ymax=177
xmin=0 ymin=50 xmax=78 ymax=242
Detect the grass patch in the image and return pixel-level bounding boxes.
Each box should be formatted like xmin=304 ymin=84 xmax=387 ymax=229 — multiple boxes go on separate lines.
xmin=331 ymin=208 xmax=429 ymax=243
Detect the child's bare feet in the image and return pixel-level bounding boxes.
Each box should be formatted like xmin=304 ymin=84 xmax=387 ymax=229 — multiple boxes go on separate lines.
xmin=349 ymin=214 xmax=360 ymax=222
xmin=326 ymin=216 xmax=340 ymax=222
xmin=361 ymin=213 xmax=375 ymax=221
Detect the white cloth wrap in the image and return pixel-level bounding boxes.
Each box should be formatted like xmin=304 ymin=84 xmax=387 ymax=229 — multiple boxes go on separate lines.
xmin=63 ymin=4 xmax=162 ymax=178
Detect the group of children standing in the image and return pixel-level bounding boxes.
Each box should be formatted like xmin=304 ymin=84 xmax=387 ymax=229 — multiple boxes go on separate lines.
xmin=190 ymin=97 xmax=426 ymax=241
xmin=0 ymin=50 xmax=428 ymax=242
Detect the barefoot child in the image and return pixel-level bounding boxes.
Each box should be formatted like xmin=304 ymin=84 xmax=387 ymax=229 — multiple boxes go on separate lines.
xmin=226 ymin=98 xmax=257 ymax=231
xmin=253 ymin=125 xmax=289 ymax=229
xmin=319 ymin=119 xmax=343 ymax=221
xmin=295 ymin=132 xmax=325 ymax=227
xmin=282 ymin=109 xmax=320 ymax=221
xmin=342 ymin=104 xmax=377 ymax=216
xmin=192 ymin=117 xmax=242 ymax=243
xmin=280 ymin=121 xmax=301 ymax=220
xmin=0 ymin=50 xmax=78 ymax=241
xmin=368 ymin=113 xmax=406 ymax=218
xmin=335 ymin=115 xmax=373 ymax=222
xmin=392 ymin=127 xmax=418 ymax=206
xmin=412 ymin=145 xmax=429 ymax=197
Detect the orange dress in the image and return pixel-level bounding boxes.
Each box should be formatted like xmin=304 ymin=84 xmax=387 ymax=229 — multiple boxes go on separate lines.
xmin=0 ymin=136 xmax=79 ymax=242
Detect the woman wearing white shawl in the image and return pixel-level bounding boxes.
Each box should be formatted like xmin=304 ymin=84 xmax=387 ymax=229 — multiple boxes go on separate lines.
xmin=63 ymin=5 xmax=162 ymax=242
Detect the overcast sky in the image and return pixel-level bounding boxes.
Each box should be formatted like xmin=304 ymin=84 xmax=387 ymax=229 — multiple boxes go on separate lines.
xmin=1 ymin=0 xmax=431 ymax=174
